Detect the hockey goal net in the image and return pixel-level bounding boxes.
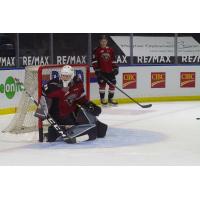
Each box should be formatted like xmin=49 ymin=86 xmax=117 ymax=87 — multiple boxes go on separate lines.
xmin=4 ymin=64 xmax=90 ymax=142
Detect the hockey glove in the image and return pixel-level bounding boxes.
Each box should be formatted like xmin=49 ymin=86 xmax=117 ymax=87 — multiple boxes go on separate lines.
xmin=82 ymin=101 xmax=102 ymax=116
xmin=112 ymin=67 xmax=119 ymax=75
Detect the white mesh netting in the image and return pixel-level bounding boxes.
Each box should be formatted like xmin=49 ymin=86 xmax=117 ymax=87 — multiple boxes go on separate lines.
xmin=3 ymin=65 xmax=89 ymax=135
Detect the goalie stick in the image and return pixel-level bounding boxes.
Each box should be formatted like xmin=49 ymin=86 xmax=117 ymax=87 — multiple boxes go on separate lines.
xmin=101 ymin=75 xmax=152 ymax=108
xmin=14 ymin=78 xmax=71 ymax=142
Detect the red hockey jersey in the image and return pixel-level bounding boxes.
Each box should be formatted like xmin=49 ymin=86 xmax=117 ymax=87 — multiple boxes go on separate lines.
xmin=43 ymin=75 xmax=87 ymax=119
xmin=92 ymin=46 xmax=117 ymax=73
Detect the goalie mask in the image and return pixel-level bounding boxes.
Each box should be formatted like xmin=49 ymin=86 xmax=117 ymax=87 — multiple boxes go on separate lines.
xmin=60 ymin=65 xmax=75 ymax=87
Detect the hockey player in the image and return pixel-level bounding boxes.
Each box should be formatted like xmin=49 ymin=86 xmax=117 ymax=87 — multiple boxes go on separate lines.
xmin=92 ymin=35 xmax=119 ymax=105
xmin=38 ymin=65 xmax=107 ymax=143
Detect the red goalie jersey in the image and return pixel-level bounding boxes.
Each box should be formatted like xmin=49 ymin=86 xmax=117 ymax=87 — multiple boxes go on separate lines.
xmin=43 ymin=75 xmax=87 ymax=120
xmin=92 ymin=46 xmax=117 ymax=73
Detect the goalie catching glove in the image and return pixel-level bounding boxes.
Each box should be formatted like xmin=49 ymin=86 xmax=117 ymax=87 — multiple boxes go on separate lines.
xmin=81 ymin=101 xmax=101 ymax=116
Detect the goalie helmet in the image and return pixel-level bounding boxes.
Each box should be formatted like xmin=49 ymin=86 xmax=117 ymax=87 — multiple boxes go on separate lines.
xmin=60 ymin=65 xmax=75 ymax=87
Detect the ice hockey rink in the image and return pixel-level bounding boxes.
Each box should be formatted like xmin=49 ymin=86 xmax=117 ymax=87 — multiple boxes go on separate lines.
xmin=0 ymin=101 xmax=200 ymax=166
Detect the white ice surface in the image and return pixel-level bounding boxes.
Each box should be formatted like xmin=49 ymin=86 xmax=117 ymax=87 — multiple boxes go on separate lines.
xmin=0 ymin=101 xmax=200 ymax=165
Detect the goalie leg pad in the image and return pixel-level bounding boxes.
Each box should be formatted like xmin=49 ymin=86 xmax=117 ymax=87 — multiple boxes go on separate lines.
xmin=96 ymin=120 xmax=108 ymax=138
xmin=46 ymin=125 xmax=61 ymax=142
xmin=76 ymin=107 xmax=97 ymax=124
xmin=64 ymin=124 xmax=97 ymax=144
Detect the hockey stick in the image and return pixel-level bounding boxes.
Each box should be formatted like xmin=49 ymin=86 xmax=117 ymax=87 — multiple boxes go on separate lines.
xmin=14 ymin=78 xmax=71 ymax=142
xmin=101 ymin=75 xmax=152 ymax=108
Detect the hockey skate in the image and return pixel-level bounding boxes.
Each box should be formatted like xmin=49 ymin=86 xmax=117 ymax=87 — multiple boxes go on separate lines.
xmin=100 ymin=98 xmax=108 ymax=106
xmin=108 ymin=98 xmax=118 ymax=106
